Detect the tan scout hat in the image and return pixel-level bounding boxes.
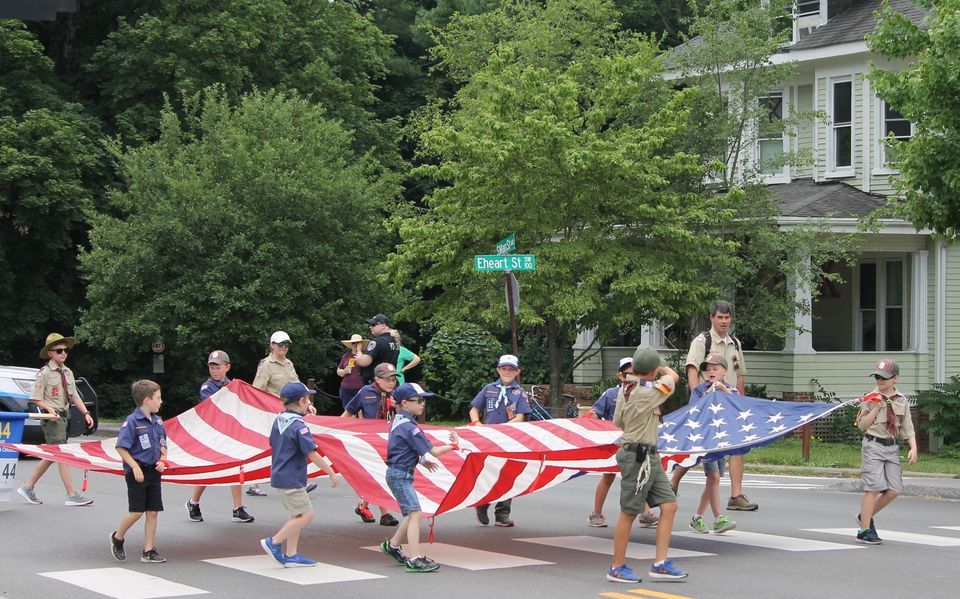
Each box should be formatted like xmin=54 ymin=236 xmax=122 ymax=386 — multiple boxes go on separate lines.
xmin=341 ymin=334 xmax=367 ymax=348
xmin=40 ymin=333 xmax=76 ymax=358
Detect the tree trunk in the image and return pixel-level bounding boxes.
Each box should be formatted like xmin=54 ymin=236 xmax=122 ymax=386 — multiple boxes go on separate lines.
xmin=546 ymin=315 xmax=564 ymax=413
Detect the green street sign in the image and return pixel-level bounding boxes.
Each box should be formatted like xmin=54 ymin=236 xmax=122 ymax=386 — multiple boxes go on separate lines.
xmin=496 ymin=234 xmax=516 ymax=255
xmin=475 ymin=254 xmax=536 ymax=272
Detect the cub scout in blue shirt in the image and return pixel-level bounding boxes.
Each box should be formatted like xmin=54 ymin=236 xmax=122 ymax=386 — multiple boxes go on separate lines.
xmin=468 ymin=354 xmax=531 ymax=527
xmin=260 ymin=382 xmax=339 ymax=568
xmin=380 ymin=383 xmax=458 ymax=573
xmin=111 ymin=380 xmax=168 ymax=563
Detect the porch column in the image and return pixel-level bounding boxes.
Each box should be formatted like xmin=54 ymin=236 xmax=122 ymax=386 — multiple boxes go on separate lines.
xmin=639 ymin=321 xmax=664 ymax=348
xmin=910 ymin=250 xmax=928 ymax=352
xmin=783 ymin=253 xmax=816 ymax=354
xmin=572 ymin=327 xmax=600 ymax=383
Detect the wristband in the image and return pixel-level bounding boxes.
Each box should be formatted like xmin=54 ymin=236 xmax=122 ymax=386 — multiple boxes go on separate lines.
xmin=450 ymin=444 xmax=460 ymax=451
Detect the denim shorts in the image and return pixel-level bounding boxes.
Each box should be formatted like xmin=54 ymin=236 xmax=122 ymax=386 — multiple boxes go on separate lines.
xmin=386 ymin=467 xmax=420 ymax=516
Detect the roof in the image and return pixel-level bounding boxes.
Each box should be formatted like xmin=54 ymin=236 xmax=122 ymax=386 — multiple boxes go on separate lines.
xmin=790 ymin=0 xmax=932 ymax=51
xmin=771 ymin=178 xmax=887 ymax=218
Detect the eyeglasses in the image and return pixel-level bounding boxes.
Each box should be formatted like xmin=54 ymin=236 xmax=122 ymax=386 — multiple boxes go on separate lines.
xmin=412 ymin=398 xmax=425 ymax=405
xmin=51 ymin=348 xmax=69 ymax=354
xmin=276 ymin=341 xmax=291 ymax=348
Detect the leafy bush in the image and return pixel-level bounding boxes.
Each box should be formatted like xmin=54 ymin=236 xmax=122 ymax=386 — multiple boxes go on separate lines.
xmin=745 ymin=383 xmax=769 ymax=399
xmin=590 ymin=376 xmax=620 ymax=400
xmin=421 ymin=322 xmax=502 ymax=420
xmin=917 ymin=376 xmax=960 ymax=445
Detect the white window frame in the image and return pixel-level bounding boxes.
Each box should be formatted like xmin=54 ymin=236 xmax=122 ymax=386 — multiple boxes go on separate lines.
xmin=852 ymin=256 xmax=908 ymax=352
xmin=755 ymin=88 xmax=791 ymax=184
xmin=873 ymin=98 xmax=914 ymax=175
xmin=792 ymin=0 xmax=825 ymax=44
xmin=826 ymin=77 xmax=855 ymax=177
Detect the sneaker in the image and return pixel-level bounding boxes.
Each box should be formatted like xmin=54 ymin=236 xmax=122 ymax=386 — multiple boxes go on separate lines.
xmin=186 ymin=500 xmax=203 ymax=522
xmin=17 ymin=486 xmax=41 ymax=505
xmin=649 ymin=559 xmax=688 ymax=580
xmin=727 ymin=494 xmax=758 ymax=511
xmin=607 ymin=564 xmax=641 ymax=583
xmin=141 ymin=549 xmax=166 ymax=563
xmin=713 ymin=515 xmax=737 ymax=534
xmin=65 ymin=492 xmax=93 ymax=506
xmin=588 ymin=512 xmax=607 ymax=527
xmin=109 ymin=532 xmax=125 ymax=561
xmin=857 ymin=513 xmax=877 ymax=535
xmin=494 ymin=513 xmax=515 ymax=527
xmin=476 ymin=505 xmax=490 ymax=526
xmin=404 ymin=556 xmax=440 ymax=573
xmin=232 ymin=506 xmax=254 ymax=523
xmin=355 ymin=503 xmax=375 ymax=523
xmin=260 ymin=537 xmax=284 ymax=565
xmin=305 ymin=482 xmax=318 ymax=493
xmin=638 ymin=512 xmax=659 ymax=527
xmin=380 ymin=513 xmax=399 ymax=526
xmin=246 ymin=485 xmax=267 ymax=497
xmin=380 ymin=539 xmax=407 ymax=565
xmin=283 ymin=553 xmax=318 ymax=568
xmin=689 ymin=515 xmax=709 ymax=534
xmin=856 ymin=528 xmax=883 ymax=545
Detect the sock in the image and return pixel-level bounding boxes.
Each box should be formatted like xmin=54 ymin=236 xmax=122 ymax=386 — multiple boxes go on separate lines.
xmin=653 ymin=560 xmax=665 ymax=567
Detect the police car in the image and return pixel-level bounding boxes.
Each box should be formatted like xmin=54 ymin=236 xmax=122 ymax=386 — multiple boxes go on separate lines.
xmin=0 ymin=365 xmax=98 ymax=444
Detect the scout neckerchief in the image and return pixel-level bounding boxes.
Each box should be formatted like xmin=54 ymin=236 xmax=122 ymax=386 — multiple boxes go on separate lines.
xmin=373 ymin=381 xmax=395 ymax=421
xmin=862 ymin=390 xmax=899 ymax=435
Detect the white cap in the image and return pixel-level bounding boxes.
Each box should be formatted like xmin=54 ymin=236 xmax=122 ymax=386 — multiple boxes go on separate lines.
xmin=497 ymin=354 xmax=519 ymax=368
xmin=618 ymin=357 xmax=633 ymax=371
xmin=270 ymin=331 xmax=291 ymax=344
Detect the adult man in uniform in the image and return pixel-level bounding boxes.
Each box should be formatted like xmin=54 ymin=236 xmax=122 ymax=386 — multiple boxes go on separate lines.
xmin=356 ymin=314 xmax=399 ymax=385
xmin=677 ymin=300 xmax=756 ymax=511
xmin=17 ymin=333 xmax=94 ymax=506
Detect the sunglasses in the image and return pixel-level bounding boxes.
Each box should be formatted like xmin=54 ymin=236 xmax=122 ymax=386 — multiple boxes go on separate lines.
xmin=276 ymin=341 xmax=291 ymax=348
xmin=51 ymin=348 xmax=69 ymax=354
xmin=411 ymin=398 xmax=426 ymax=405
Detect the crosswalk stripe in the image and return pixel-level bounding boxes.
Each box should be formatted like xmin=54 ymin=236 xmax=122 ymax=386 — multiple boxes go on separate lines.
xmin=931 ymin=526 xmax=960 ymax=532
xmin=39 ymin=567 xmax=209 ymax=599
xmin=203 ymin=555 xmax=385 ymax=584
xmin=673 ymin=530 xmax=861 ymax=552
xmin=600 ymin=591 xmax=696 ymax=599
xmin=362 ymin=542 xmax=552 ymax=570
xmin=515 ymin=536 xmax=714 ymax=559
xmin=805 ymin=528 xmax=960 ymax=546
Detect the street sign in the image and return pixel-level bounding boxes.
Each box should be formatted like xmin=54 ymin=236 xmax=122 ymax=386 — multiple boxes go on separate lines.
xmin=496 ymin=234 xmax=516 ymax=256
xmin=474 ymin=254 xmax=536 ymax=272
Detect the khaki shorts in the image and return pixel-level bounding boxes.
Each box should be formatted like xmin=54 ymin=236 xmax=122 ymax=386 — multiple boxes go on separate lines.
xmin=40 ymin=413 xmax=68 ymax=444
xmin=616 ymin=446 xmax=677 ymax=515
xmin=860 ymin=437 xmax=903 ymax=493
xmin=278 ymin=487 xmax=313 ymax=516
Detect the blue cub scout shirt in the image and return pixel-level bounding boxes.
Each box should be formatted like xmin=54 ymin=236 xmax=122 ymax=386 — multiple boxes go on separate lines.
xmin=470 ymin=379 xmax=532 ymax=425
xmin=386 ymin=410 xmax=435 ymax=472
xmin=116 ymin=407 xmax=167 ymax=473
xmin=690 ymin=381 xmax=740 ymax=400
xmin=344 ymin=384 xmax=390 ymax=419
xmin=592 ymin=386 xmax=619 ymax=421
xmin=199 ymin=376 xmax=231 ymax=400
xmin=269 ymin=410 xmax=318 ymax=489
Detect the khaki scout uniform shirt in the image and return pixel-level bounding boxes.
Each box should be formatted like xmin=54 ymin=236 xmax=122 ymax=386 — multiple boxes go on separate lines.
xmin=686 ymin=329 xmax=747 ymax=387
xmin=613 ymin=375 xmax=676 ymax=446
xmin=30 ymin=360 xmax=79 ymax=414
xmin=859 ymin=386 xmax=915 ymax=441
xmin=252 ymin=356 xmax=299 ymax=397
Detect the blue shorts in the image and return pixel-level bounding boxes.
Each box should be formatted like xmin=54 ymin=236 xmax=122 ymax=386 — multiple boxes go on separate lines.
xmin=703 ymin=457 xmax=724 ymax=476
xmin=386 ymin=467 xmax=421 ymax=516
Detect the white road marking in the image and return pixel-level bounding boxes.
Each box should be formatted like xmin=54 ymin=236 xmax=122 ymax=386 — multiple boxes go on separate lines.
xmin=39 ymin=567 xmax=209 ymax=599
xmin=674 ymin=530 xmax=862 ymax=552
xmin=931 ymin=526 xmax=960 ymax=532
xmin=805 ymin=528 xmax=960 ymax=546
xmin=363 ymin=542 xmax=552 ymax=570
xmin=515 ymin=536 xmax=714 ymax=559
xmin=203 ymin=555 xmax=385 ymax=584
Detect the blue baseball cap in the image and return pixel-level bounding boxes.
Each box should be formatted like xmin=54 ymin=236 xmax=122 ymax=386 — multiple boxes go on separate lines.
xmin=280 ymin=381 xmax=316 ymax=404
xmin=393 ymin=383 xmax=434 ymax=404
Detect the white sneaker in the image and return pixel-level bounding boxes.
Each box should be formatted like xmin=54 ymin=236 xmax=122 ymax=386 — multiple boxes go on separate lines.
xmin=65 ymin=492 xmax=93 ymax=506
xmin=18 ymin=486 xmax=42 ymax=505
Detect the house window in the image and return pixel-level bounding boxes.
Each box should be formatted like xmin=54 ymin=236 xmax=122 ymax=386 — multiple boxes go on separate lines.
xmin=880 ymin=101 xmax=912 ymax=166
xmin=794 ymin=0 xmax=821 ymax=42
xmin=758 ymin=93 xmax=787 ymax=176
xmin=830 ymin=80 xmax=853 ymax=171
xmin=858 ymin=259 xmax=905 ymax=351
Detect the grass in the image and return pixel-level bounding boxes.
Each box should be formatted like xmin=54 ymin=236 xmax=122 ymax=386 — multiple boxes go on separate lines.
xmin=747 ymin=437 xmax=960 ymax=476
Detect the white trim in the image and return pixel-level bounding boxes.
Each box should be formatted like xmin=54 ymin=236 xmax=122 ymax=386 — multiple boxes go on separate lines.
xmin=862 ymin=75 xmax=871 ymax=192
xmin=771 ymin=40 xmax=870 ymax=66
xmin=812 ymin=77 xmax=819 ymax=180
xmin=935 ymin=239 xmax=946 ymax=384
xmin=755 ymin=87 xmax=792 ymax=183
xmin=910 ymin=250 xmax=928 ymax=352
xmin=783 ymin=252 xmax=816 ymax=354
xmin=874 ymin=97 xmax=915 ymax=171
xmin=776 ymin=217 xmax=932 ymax=235
xmin=853 ymin=256 xmax=907 ymax=351
xmin=823 ymin=170 xmax=854 ymax=179
xmin=827 ymin=76 xmax=854 ymax=173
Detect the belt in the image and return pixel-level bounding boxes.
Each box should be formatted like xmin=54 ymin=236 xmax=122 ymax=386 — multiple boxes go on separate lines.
xmin=864 ymin=433 xmax=897 ymax=447
xmin=621 ymin=442 xmax=657 ymax=451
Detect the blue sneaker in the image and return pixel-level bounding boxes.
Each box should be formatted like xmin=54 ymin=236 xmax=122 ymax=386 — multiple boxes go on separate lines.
xmin=260 ymin=537 xmax=283 ymax=565
xmin=283 ymin=553 xmax=318 ymax=568
xmin=649 ymin=559 xmax=688 ymax=580
xmin=607 ymin=564 xmax=641 ymax=583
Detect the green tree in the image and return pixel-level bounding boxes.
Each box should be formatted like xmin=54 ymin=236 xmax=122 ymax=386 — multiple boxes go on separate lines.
xmin=78 ymin=89 xmax=400 ymax=414
xmin=869 ymin=0 xmax=960 ymax=238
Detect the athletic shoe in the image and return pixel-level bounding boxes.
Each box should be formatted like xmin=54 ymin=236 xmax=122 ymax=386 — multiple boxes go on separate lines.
xmin=109 ymin=532 xmax=125 ymax=561
xmin=637 ymin=512 xmax=659 ymax=527
xmin=260 ymin=537 xmax=284 ymax=564
xmin=64 ymin=492 xmax=93 ymax=506
xmin=607 ymin=564 xmax=641 ymax=583
xmin=476 ymin=505 xmax=490 ymax=526
xmin=689 ymin=515 xmax=709 ymax=534
xmin=245 ymin=485 xmax=267 ymax=497
xmin=494 ymin=513 xmax=515 ymax=527
xmin=355 ymin=503 xmax=375 ymax=523
xmin=856 ymin=513 xmax=877 ymax=534
xmin=232 ymin=506 xmax=254 ymax=523
xmin=380 ymin=513 xmax=399 ymax=526
xmin=186 ymin=500 xmax=203 ymax=522
xmin=17 ymin=486 xmax=41 ymax=505
xmin=141 ymin=549 xmax=166 ymax=563
xmin=588 ymin=512 xmax=607 ymax=527
xmin=380 ymin=539 xmax=407 ymax=565
xmin=305 ymin=482 xmax=318 ymax=493
xmin=404 ymin=556 xmax=439 ymax=573
xmin=283 ymin=553 xmax=318 ymax=568
xmin=649 ymin=559 xmax=688 ymax=580
xmin=713 ymin=515 xmax=737 ymax=534
xmin=856 ymin=529 xmax=883 ymax=545
xmin=727 ymin=494 xmax=758 ymax=511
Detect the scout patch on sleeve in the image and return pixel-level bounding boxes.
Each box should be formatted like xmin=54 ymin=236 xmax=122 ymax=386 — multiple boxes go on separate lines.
xmin=366 ymin=341 xmax=377 ymax=352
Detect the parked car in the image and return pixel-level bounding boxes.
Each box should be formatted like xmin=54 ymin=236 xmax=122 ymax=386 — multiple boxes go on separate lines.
xmin=0 ymin=365 xmax=98 ymax=444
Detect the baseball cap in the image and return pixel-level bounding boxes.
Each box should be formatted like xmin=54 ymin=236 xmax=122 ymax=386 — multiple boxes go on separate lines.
xmin=374 ymin=363 xmax=398 ymax=378
xmin=366 ymin=314 xmax=390 ymax=326
xmin=871 ymin=359 xmax=899 ymax=379
xmin=632 ymin=345 xmax=665 ymax=375
xmin=618 ymin=357 xmax=633 ymax=372
xmin=393 ymin=383 xmax=434 ymax=404
xmin=280 ymin=381 xmax=316 ymax=404
xmin=700 ymin=353 xmax=728 ymax=371
xmin=270 ymin=331 xmax=291 ymax=344
xmin=497 ymin=354 xmax=519 ymax=369
xmin=207 ymin=350 xmax=230 ymax=365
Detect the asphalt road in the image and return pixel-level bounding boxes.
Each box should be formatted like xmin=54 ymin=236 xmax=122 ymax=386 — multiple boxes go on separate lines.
xmin=2 ymin=460 xmax=958 ymax=599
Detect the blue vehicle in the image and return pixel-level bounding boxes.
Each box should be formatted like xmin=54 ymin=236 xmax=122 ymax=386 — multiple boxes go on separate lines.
xmin=0 ymin=365 xmax=98 ymax=444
